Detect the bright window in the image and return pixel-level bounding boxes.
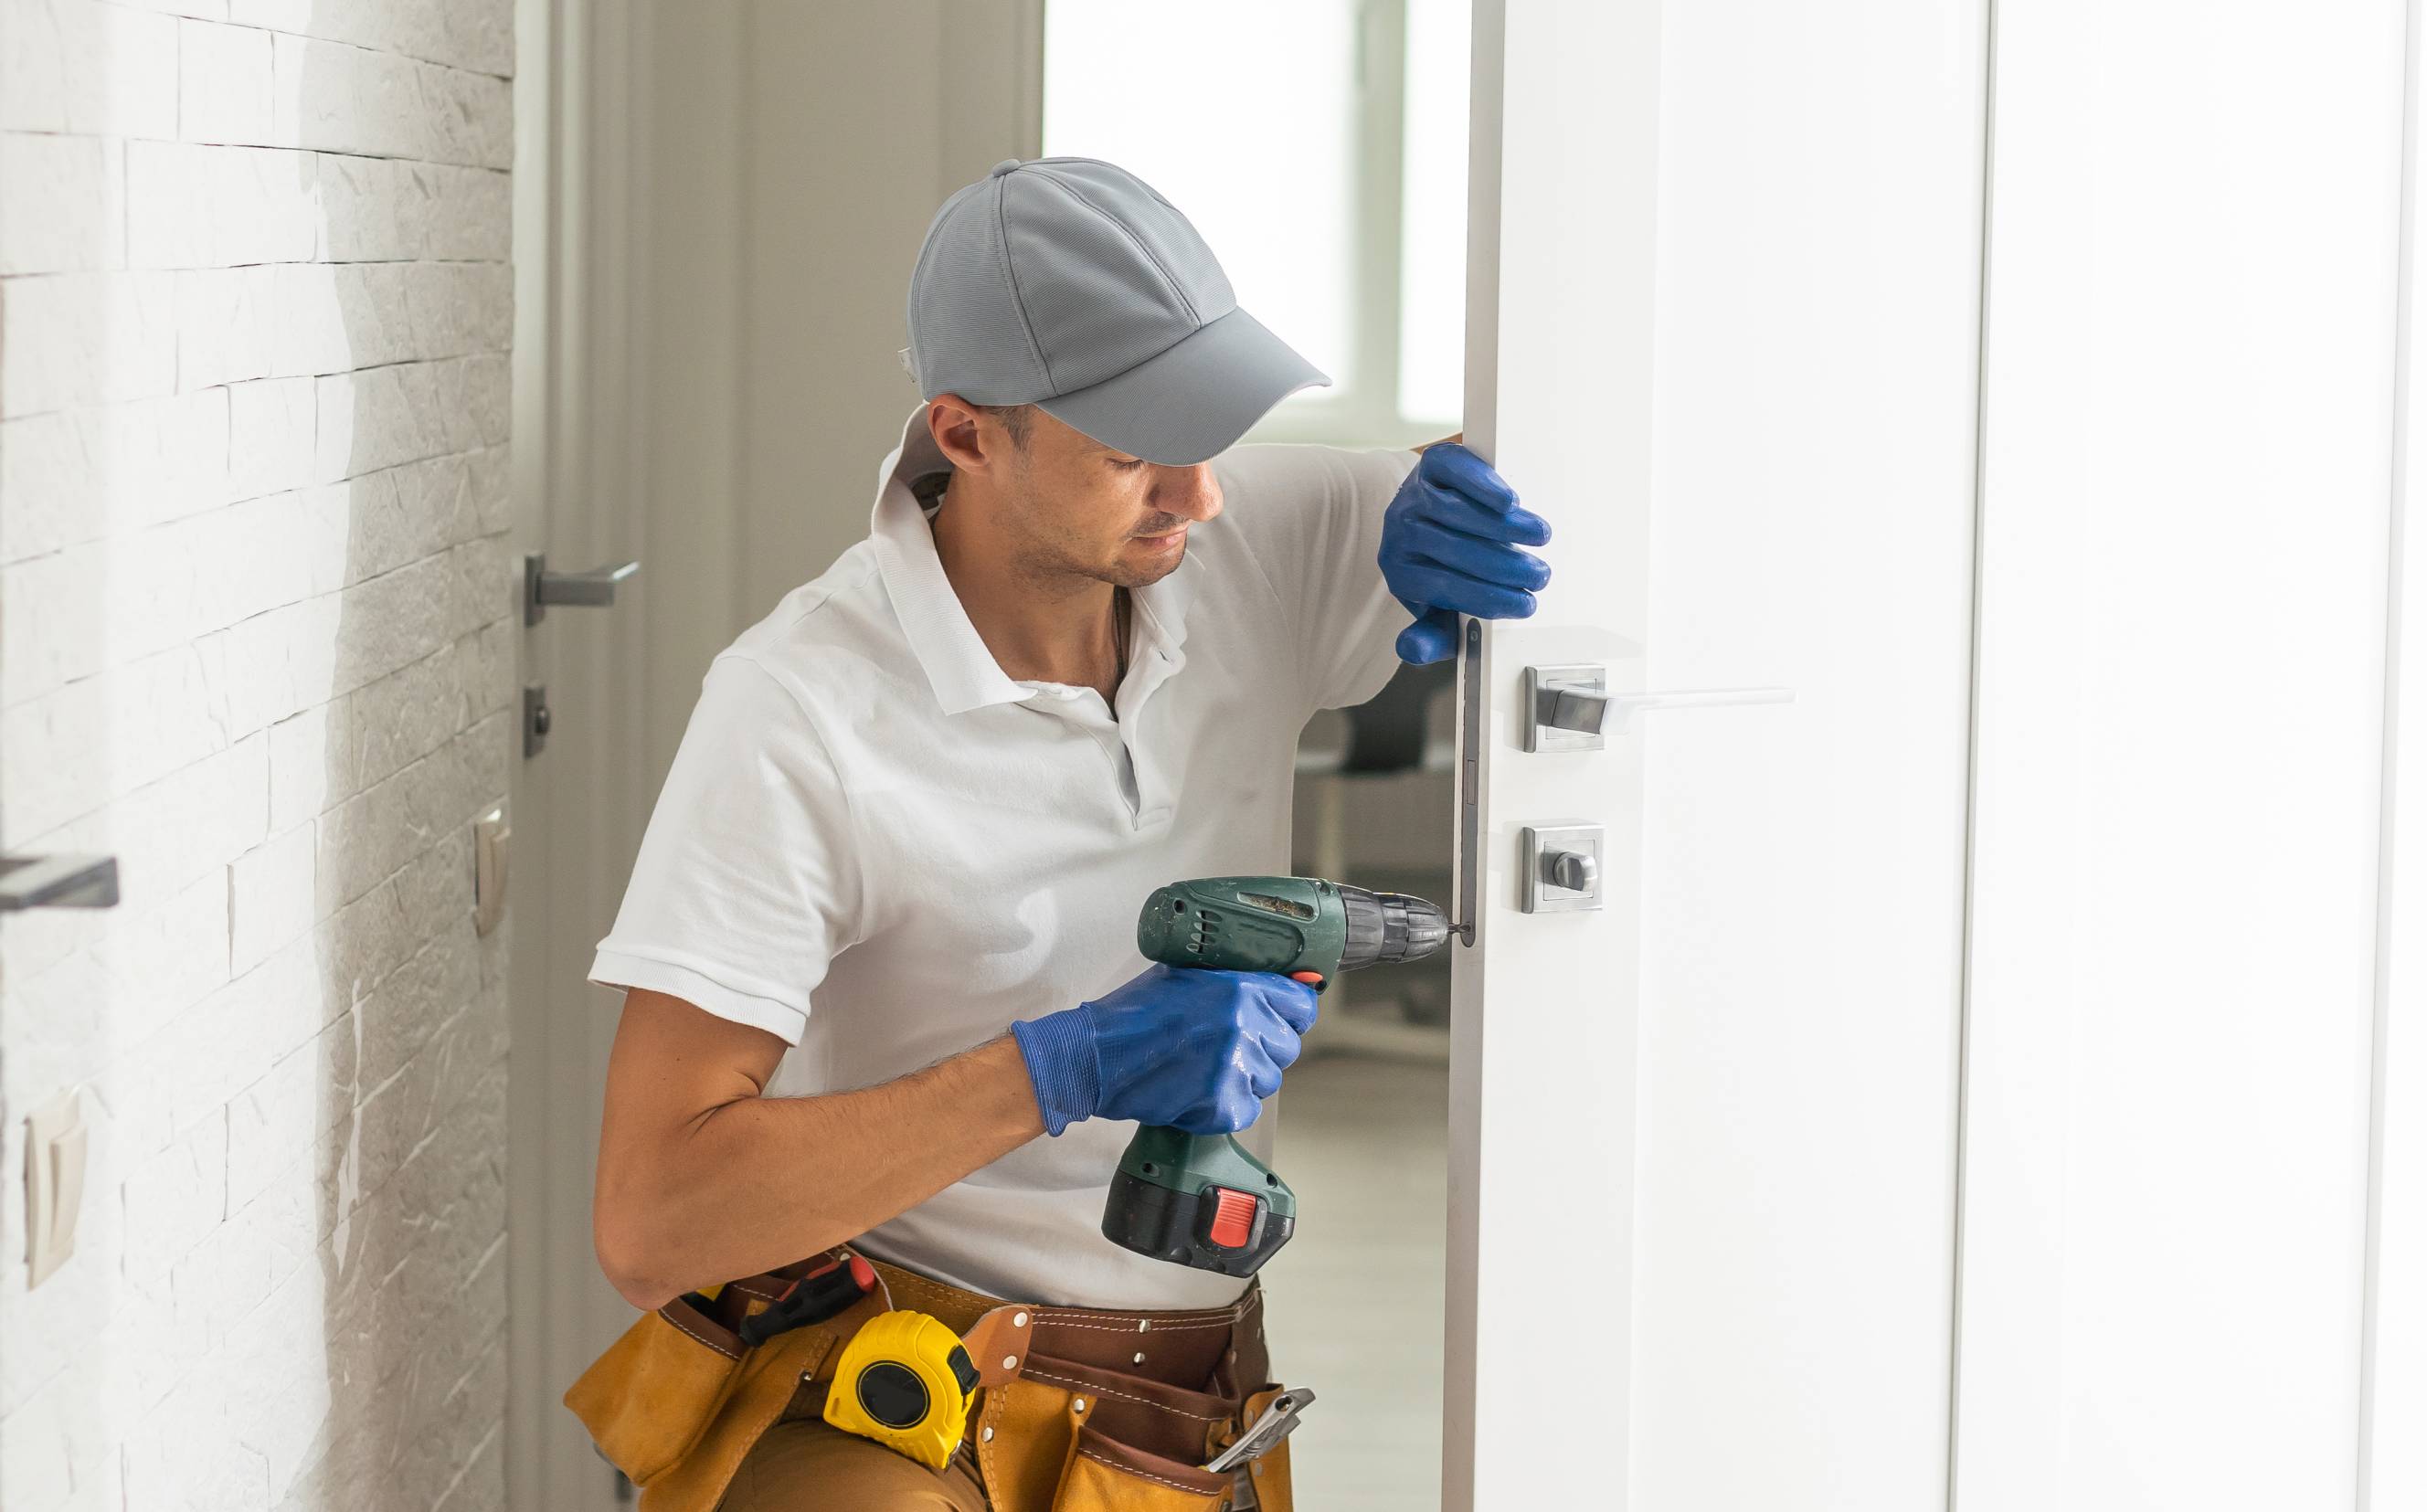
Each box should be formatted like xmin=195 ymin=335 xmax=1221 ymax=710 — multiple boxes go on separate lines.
xmin=1042 ymin=0 xmax=1468 ymax=445
xmin=1396 ymin=0 xmax=1468 ymax=428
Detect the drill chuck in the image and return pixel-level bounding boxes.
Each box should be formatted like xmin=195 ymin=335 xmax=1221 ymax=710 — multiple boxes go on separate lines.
xmin=1335 ymin=884 xmax=1450 ymax=973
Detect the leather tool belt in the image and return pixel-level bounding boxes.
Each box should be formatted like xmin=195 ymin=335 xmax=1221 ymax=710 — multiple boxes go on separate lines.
xmin=565 ymin=1245 xmax=1298 ymax=1512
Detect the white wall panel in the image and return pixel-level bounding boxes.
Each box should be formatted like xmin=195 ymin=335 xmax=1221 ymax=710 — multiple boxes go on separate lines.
xmin=1956 ymin=5 xmax=2408 ymax=1507
xmin=1632 ymin=1 xmax=1986 ymax=1505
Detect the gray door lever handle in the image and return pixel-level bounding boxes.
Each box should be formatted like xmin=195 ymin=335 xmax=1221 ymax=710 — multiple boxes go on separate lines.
xmin=525 ymin=554 xmax=641 ymax=624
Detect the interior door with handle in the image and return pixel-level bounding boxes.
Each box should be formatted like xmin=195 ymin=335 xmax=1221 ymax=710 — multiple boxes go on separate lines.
xmin=1447 ymin=0 xmax=1987 ymax=1503
xmin=505 ymin=0 xmax=659 ymax=1501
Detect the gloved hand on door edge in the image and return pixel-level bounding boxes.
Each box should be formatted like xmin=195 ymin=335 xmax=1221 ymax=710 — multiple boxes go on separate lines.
xmin=1380 ymin=442 xmax=1552 ymax=665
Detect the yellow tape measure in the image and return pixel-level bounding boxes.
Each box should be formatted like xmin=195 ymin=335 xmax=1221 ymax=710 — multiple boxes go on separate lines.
xmin=824 ymin=1309 xmax=981 ymax=1469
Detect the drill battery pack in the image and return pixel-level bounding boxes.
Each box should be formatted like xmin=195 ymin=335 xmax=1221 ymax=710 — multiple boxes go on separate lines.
xmin=1103 ymin=1126 xmax=1297 ymax=1277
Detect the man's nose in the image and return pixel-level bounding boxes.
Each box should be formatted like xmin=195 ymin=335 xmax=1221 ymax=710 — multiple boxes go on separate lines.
xmin=1154 ymin=465 xmax=1223 ymax=523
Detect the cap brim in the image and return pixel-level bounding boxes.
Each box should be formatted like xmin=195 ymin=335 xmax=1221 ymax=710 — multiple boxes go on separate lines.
xmin=1036 ymin=307 xmax=1330 ymax=466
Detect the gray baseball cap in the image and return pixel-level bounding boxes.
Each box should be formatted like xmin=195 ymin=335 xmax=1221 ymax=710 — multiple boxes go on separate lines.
xmin=904 ymin=156 xmax=1330 ymax=466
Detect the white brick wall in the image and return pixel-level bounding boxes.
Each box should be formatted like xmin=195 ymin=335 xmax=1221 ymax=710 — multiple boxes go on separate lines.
xmin=0 ymin=1 xmax=514 ymax=1506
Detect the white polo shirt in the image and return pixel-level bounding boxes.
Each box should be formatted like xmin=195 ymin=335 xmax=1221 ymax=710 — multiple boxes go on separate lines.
xmin=591 ymin=405 xmax=1418 ymax=1309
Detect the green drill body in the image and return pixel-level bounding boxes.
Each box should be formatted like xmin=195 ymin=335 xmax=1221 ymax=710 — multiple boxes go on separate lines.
xmin=1102 ymin=876 xmax=1449 ymax=1276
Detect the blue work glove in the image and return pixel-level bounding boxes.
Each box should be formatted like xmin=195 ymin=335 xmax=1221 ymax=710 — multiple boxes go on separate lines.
xmin=1379 ymin=444 xmax=1553 ymax=664
xmin=1010 ymin=964 xmax=1319 ymax=1137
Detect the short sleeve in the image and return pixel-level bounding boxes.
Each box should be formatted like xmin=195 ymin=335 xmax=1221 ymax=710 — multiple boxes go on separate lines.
xmin=1215 ymin=442 xmax=1420 ymax=713
xmin=589 ymin=654 xmax=862 ymax=1044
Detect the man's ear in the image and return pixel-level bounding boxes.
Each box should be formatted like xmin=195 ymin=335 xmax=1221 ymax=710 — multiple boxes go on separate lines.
xmin=927 ymin=395 xmax=994 ymax=473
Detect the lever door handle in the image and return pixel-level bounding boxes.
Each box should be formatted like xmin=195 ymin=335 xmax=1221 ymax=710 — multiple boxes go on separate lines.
xmin=1598 ymin=685 xmax=1795 ymax=733
xmin=525 ymin=554 xmax=641 ymax=624
xmin=1540 ymin=682 xmax=1611 ymax=735
xmin=1526 ymin=664 xmax=1793 ymax=751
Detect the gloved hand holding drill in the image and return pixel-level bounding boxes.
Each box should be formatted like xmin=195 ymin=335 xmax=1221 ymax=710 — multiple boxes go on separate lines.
xmin=1012 ymin=964 xmax=1320 ymax=1137
xmin=1380 ymin=442 xmax=1553 ymax=665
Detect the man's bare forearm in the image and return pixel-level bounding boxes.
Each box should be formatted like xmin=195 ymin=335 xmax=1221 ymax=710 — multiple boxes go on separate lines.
xmin=596 ymin=1007 xmax=1044 ymax=1310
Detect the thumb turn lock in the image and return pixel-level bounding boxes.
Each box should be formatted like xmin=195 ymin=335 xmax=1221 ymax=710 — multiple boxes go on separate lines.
xmin=1542 ymin=848 xmax=1597 ymax=893
xmin=1520 ymin=824 xmax=1604 ymax=914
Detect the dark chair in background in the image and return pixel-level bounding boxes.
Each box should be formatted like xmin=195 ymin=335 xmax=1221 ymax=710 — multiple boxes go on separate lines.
xmin=1293 ymin=661 xmax=1457 ymax=1054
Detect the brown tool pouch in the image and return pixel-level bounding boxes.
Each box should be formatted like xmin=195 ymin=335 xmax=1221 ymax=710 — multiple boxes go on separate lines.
xmin=1052 ymin=1416 xmax=1230 ymax=1509
xmin=561 ymin=1291 xmax=752 ymax=1486
xmin=965 ymin=1348 xmax=1296 ymax=1510
xmin=973 ymin=1355 xmax=1234 ymax=1510
xmin=564 ymin=1249 xmax=1296 ymax=1512
xmin=563 ymin=1263 xmax=888 ymax=1502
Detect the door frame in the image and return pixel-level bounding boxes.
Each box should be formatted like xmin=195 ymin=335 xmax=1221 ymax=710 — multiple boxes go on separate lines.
xmin=507 ymin=0 xmax=658 ymax=1501
xmin=2358 ymin=0 xmax=2422 ymax=1499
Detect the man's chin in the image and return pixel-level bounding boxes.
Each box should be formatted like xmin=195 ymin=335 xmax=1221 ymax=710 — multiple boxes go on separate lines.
xmin=1111 ymin=532 xmax=1188 ymax=587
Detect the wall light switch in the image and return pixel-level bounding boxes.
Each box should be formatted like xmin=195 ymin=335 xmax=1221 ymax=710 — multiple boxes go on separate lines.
xmin=24 ymin=1087 xmax=86 ymax=1288
xmin=473 ymin=806 xmax=509 ymax=937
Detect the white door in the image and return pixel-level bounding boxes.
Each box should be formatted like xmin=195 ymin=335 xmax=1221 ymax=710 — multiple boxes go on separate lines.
xmin=1451 ymin=2 xmax=2424 ymax=1508
xmin=1447 ymin=0 xmax=1986 ymax=1503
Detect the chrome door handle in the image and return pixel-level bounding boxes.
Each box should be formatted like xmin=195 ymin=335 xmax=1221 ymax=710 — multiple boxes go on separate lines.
xmin=525 ymin=554 xmax=641 ymax=624
xmin=1601 ymin=685 xmax=1795 ymax=731
xmin=0 ymin=854 xmax=120 ymax=910
xmin=1541 ymin=682 xmax=1611 ymax=736
xmin=1525 ymin=664 xmax=1793 ymax=750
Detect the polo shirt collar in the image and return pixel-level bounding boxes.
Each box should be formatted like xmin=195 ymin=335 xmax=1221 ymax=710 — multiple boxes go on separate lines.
xmin=867 ymin=405 xmax=1196 ymax=717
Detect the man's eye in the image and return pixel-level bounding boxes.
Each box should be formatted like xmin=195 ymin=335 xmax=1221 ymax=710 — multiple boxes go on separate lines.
xmin=1110 ymin=457 xmax=1149 ymax=471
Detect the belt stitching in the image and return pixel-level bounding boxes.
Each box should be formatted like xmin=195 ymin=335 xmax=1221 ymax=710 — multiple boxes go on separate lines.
xmin=1040 ymin=1316 xmax=1234 ymax=1334
xmin=1040 ymin=1291 xmax=1261 ymax=1329
xmin=662 ymin=1307 xmax=741 ymax=1361
xmin=1041 ymin=1303 xmax=1245 ymax=1322
xmin=1021 ymin=1369 xmax=1227 ymax=1422
xmin=1076 ymin=1449 xmax=1219 ymax=1496
xmin=1044 ymin=1290 xmax=1259 ymax=1325
xmin=875 ymin=1260 xmax=1259 ymax=1332
xmin=977 ymin=1383 xmax=1007 ymax=1489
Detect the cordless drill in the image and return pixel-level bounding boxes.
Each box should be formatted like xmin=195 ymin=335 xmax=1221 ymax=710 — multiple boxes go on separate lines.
xmin=1100 ymin=876 xmax=1450 ymax=1276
